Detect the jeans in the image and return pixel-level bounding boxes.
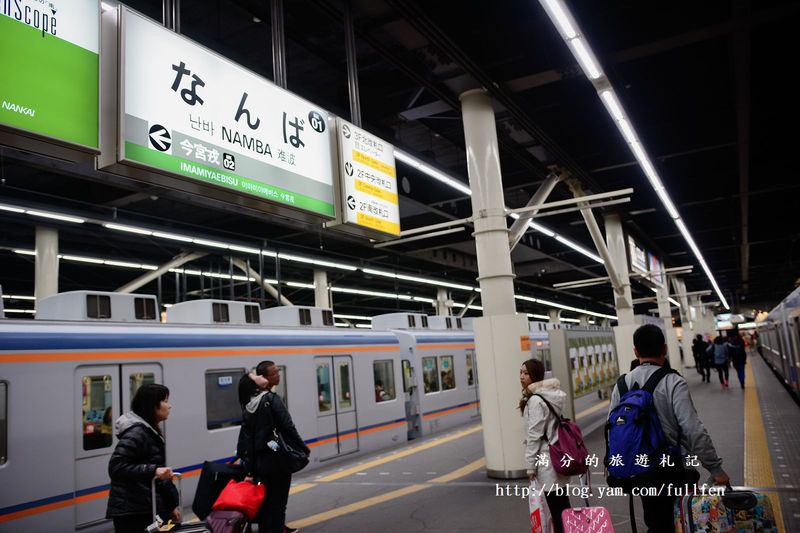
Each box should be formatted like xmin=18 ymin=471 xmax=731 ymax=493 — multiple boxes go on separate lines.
xmin=716 ymin=363 xmax=729 ymax=384
xmin=734 ymin=363 xmax=745 ymax=386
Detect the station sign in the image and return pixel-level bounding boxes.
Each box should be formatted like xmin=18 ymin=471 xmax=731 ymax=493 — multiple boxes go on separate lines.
xmin=628 ymin=236 xmax=647 ymax=274
xmin=647 ymin=252 xmax=665 ymax=287
xmin=331 ymin=118 xmax=400 ymax=237
xmin=108 ymin=8 xmax=337 ymax=218
xmin=0 ymin=0 xmax=99 ymax=153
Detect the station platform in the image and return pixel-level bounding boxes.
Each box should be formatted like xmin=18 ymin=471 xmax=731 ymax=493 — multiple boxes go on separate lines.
xmin=262 ymin=350 xmax=799 ymax=532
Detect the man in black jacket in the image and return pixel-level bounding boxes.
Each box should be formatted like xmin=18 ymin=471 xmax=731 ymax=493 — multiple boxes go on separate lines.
xmin=238 ymin=361 xmax=309 ymax=533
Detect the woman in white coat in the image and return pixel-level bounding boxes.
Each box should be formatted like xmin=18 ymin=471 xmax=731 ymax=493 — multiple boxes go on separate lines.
xmin=520 ymin=358 xmax=572 ymax=533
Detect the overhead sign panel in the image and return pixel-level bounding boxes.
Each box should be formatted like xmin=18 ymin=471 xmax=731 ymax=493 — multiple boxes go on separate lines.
xmin=114 ymin=9 xmax=336 ymax=218
xmin=0 ymin=0 xmax=99 ymax=151
xmin=647 ymin=252 xmax=665 ymax=287
xmin=628 ymin=236 xmax=647 ymax=274
xmin=331 ymin=119 xmax=400 ymax=237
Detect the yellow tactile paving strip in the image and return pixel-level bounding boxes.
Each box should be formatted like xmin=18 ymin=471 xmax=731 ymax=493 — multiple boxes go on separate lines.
xmin=744 ymin=362 xmax=786 ymax=531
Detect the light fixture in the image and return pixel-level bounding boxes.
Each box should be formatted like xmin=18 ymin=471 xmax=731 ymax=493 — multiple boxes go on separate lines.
xmin=0 ymin=204 xmax=25 ymax=214
xmin=361 ymin=268 xmax=475 ymax=292
xmin=1 ymin=294 xmax=36 ymax=300
xmin=25 ymin=210 xmax=85 ymax=224
xmin=103 ymin=223 xmax=152 ymax=235
xmin=3 ymin=308 xmax=36 ymax=314
xmin=286 ymin=281 xmax=315 ymax=289
xmin=333 ymin=314 xmax=372 ymax=321
xmin=152 ymin=231 xmax=193 ymax=243
xmin=536 ymin=0 xmax=730 ymax=310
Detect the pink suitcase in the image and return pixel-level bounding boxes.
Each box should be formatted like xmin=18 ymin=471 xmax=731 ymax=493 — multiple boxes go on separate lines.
xmin=561 ymin=506 xmax=615 ymax=533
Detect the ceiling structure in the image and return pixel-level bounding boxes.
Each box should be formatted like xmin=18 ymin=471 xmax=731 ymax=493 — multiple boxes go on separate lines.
xmin=1 ymin=0 xmax=797 ymax=323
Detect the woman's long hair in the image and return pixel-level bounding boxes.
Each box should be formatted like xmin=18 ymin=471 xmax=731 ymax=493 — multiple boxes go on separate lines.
xmin=131 ymin=383 xmax=170 ymax=435
xmin=518 ymin=358 xmax=545 ymax=414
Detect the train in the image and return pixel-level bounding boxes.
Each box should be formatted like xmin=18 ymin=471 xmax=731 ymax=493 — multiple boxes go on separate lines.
xmin=0 ymin=290 xmax=550 ymax=532
xmin=757 ymin=286 xmax=800 ymax=401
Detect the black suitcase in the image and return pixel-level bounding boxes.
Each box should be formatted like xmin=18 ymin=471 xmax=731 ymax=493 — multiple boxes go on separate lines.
xmin=191 ymin=461 xmax=246 ymax=521
xmin=148 ymin=473 xmax=211 ymax=532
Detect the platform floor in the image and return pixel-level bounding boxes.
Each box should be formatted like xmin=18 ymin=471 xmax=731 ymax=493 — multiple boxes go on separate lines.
xmin=276 ymin=351 xmax=799 ymax=532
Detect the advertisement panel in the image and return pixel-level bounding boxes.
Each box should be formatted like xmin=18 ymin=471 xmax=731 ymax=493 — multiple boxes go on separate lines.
xmin=0 ymin=0 xmax=99 ymax=150
xmin=116 ymin=9 xmax=336 ymax=218
xmin=335 ymin=118 xmax=400 ymax=236
xmin=648 ymin=252 xmax=665 ymax=287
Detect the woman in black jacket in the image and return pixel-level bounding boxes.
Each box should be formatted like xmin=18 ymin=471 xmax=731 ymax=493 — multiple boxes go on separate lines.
xmin=106 ymin=384 xmax=179 ymax=533
xmin=237 ymin=361 xmax=309 ymax=533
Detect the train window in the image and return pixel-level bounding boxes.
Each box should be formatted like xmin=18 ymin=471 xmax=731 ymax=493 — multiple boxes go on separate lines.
xmin=274 ymin=366 xmax=288 ymax=409
xmin=244 ymin=305 xmax=260 ymax=324
xmin=205 ymin=368 xmax=246 ymax=430
xmin=338 ymin=361 xmax=352 ymax=408
xmin=129 ymin=372 xmax=155 ymax=400
xmin=466 ymin=352 xmax=475 ymax=386
xmin=0 ymin=381 xmax=6 ymax=464
xmin=373 ymin=360 xmax=396 ymax=402
xmin=82 ymin=375 xmax=113 ymax=450
xmin=422 ymin=357 xmax=440 ymax=393
xmin=316 ymin=363 xmax=332 ymax=412
xmin=439 ymin=356 xmax=455 ymax=390
xmin=134 ymin=297 xmax=156 ymax=320
xmin=322 ymin=310 xmax=334 ymax=326
xmin=402 ymin=359 xmax=413 ymax=392
xmin=86 ymin=294 xmax=111 ymax=319
xmin=299 ymin=308 xmax=312 ymax=326
xmin=212 ymin=303 xmax=230 ymax=323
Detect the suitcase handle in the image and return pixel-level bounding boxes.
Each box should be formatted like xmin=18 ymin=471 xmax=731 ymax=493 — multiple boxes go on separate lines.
xmin=151 ymin=471 xmax=183 ymax=523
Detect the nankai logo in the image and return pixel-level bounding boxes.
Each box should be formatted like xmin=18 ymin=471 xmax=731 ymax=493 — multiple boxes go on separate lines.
xmin=2 ymin=100 xmax=36 ymax=117
xmin=2 ymin=0 xmax=58 ymax=37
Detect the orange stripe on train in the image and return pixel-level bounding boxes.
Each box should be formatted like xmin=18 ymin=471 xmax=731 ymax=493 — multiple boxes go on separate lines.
xmin=0 ymin=344 xmax=400 ymax=364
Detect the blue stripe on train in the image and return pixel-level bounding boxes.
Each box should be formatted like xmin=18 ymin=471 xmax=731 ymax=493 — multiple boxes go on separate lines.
xmin=0 ymin=332 xmax=399 ymax=351
xmin=305 ymin=417 xmax=407 ymax=444
xmin=415 ymin=336 xmax=474 ymax=343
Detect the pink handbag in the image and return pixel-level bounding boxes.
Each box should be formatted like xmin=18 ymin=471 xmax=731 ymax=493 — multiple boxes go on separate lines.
xmin=561 ymin=506 xmax=615 ymax=533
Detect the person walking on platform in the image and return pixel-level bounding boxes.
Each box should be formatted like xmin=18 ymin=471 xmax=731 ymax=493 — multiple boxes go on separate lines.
xmin=519 ymin=358 xmax=572 ymax=533
xmin=692 ymin=334 xmax=711 ymax=382
xmin=728 ymin=332 xmax=747 ymax=388
xmin=608 ymin=325 xmax=730 ymax=533
xmin=708 ymin=336 xmax=730 ymax=389
xmin=106 ymin=384 xmax=180 ymax=533
xmin=237 ymin=361 xmax=309 ymax=533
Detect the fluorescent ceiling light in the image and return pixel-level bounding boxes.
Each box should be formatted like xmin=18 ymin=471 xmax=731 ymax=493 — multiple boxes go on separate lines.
xmin=362 ymin=268 xmax=475 ymax=292
xmin=152 ymin=231 xmax=193 ymax=243
xmin=451 ymin=302 xmax=484 ymax=311
xmin=600 ymin=90 xmax=624 ymax=121
xmin=334 ymin=322 xmax=351 ymax=328
xmin=26 ymin=210 xmax=85 ymax=224
xmin=355 ymin=324 xmax=372 ymax=329
xmin=555 ymin=235 xmax=604 ymax=263
xmin=62 ymin=254 xmax=104 ymax=264
xmin=279 ymin=253 xmax=357 ymax=271
xmin=541 ymin=0 xmax=577 ymax=38
xmin=0 ymin=204 xmax=25 ymax=214
xmin=536 ymin=0 xmax=729 ymax=310
xmin=570 ymin=39 xmax=602 ymax=79
xmin=668 ymin=297 xmax=681 ymax=308
xmin=286 ymin=281 xmax=315 ymax=289
xmin=560 ymin=317 xmax=581 ymax=323
xmin=104 ymin=223 xmax=153 ymax=235
xmin=1 ymin=294 xmax=36 ymax=300
xmin=192 ymin=238 xmax=230 ymax=249
xmin=4 ymin=308 xmax=36 ymax=314
xmin=229 ymin=245 xmax=261 ymax=255
xmin=530 ymin=314 xmax=549 ymax=320
xmin=394 ymin=150 xmax=472 ymax=196
xmin=13 ymin=249 xmax=36 ymax=256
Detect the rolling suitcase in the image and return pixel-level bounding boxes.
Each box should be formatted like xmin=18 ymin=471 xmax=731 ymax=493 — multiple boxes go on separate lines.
xmin=147 ymin=472 xmax=211 ymax=532
xmin=674 ymin=489 xmax=778 ymax=532
xmin=192 ymin=461 xmax=246 ymax=521
xmin=205 ymin=509 xmax=249 ymax=533
xmin=560 ymin=475 xmax=614 ymax=533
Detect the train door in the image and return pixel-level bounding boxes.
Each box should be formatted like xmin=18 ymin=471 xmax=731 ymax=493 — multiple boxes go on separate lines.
xmin=402 ymin=359 xmax=421 ymax=439
xmin=465 ymin=350 xmax=480 ymax=417
xmin=314 ymin=356 xmax=358 ymax=460
xmin=74 ymin=364 xmax=162 ymax=528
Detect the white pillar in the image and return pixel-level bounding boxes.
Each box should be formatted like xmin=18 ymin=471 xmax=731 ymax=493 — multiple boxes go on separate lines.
xmin=313 ymin=270 xmax=330 ymax=308
xmin=460 ymin=88 xmax=529 ymax=479
xmin=673 ymin=278 xmax=695 ymax=366
xmin=579 ymin=315 xmax=589 ymax=326
xmin=656 ymin=284 xmax=682 ymax=372
xmin=604 ymin=214 xmax=638 ymax=374
xmin=35 ymin=226 xmax=59 ymax=303
xmin=435 ymin=288 xmax=450 ymax=316
xmin=548 ymin=309 xmax=561 ymax=324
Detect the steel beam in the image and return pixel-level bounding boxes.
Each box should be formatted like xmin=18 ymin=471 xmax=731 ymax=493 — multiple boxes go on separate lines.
xmin=116 ymin=251 xmax=207 ymax=294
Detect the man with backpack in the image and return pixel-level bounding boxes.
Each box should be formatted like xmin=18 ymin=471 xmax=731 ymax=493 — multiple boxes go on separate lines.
xmin=606 ymin=325 xmax=730 ymax=533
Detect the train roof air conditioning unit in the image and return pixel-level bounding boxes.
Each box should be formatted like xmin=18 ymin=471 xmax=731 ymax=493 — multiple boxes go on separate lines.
xmin=427 ymin=316 xmax=463 ymax=330
xmin=35 ymin=291 xmax=159 ymax=322
xmin=166 ymin=299 xmax=261 ymax=325
xmin=371 ymin=312 xmax=429 ymax=331
xmin=260 ymin=306 xmax=335 ymax=328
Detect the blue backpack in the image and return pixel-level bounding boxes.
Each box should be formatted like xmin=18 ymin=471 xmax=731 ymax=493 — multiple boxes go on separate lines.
xmin=604 ymin=366 xmax=677 ymax=481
